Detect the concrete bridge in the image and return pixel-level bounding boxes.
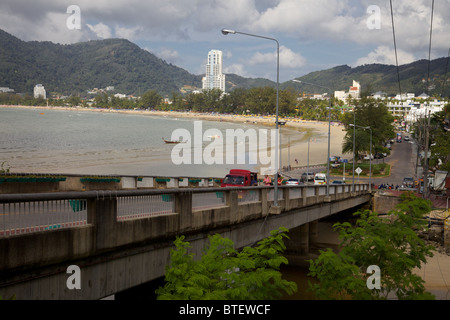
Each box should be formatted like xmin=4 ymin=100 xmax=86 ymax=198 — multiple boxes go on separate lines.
xmin=0 ymin=184 xmax=371 ymax=300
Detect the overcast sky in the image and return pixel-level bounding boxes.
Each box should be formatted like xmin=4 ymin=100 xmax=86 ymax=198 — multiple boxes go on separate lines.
xmin=1 ymin=0 xmax=449 ymax=83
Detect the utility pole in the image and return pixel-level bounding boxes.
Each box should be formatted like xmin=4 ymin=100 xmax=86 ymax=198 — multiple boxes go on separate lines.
xmin=423 ymin=110 xmax=431 ymax=199
xmin=415 ymin=117 xmax=423 ymax=178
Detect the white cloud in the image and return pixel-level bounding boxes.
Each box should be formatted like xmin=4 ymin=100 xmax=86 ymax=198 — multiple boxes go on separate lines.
xmin=224 ymin=64 xmax=248 ymax=77
xmin=156 ymin=48 xmax=180 ymax=64
xmin=354 ymin=46 xmax=416 ymax=66
xmin=1 ymin=0 xmax=449 ymax=80
xmin=250 ymin=46 xmax=306 ymax=68
xmin=87 ymin=22 xmax=112 ymax=39
xmin=280 ymin=46 xmax=307 ymax=68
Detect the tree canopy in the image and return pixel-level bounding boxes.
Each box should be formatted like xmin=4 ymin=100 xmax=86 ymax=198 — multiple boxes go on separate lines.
xmin=155 ymin=227 xmax=297 ymax=300
xmin=340 ymin=96 xmax=395 ymax=160
xmin=308 ymin=192 xmax=435 ymax=300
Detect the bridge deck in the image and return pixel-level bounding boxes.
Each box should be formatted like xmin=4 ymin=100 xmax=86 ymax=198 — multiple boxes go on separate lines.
xmin=0 ymin=184 xmax=370 ymax=300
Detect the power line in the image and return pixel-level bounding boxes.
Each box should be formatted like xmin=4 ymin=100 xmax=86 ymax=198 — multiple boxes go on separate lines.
xmin=441 ymin=47 xmax=450 ymax=98
xmin=390 ymin=0 xmax=402 ymax=100
xmin=426 ymin=0 xmax=435 ymax=96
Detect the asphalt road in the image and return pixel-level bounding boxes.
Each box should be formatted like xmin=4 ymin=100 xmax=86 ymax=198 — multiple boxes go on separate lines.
xmin=284 ymin=134 xmax=418 ymax=188
xmin=373 ymin=138 xmax=417 ymax=187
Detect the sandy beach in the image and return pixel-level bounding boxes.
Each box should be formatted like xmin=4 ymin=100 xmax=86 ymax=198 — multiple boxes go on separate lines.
xmin=0 ymin=104 xmax=347 ymax=169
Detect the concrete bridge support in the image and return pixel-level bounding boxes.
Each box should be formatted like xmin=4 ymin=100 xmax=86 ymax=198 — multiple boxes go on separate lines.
xmin=284 ymin=221 xmax=319 ymax=267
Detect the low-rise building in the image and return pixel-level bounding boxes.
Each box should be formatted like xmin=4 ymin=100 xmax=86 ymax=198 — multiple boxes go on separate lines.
xmin=0 ymin=87 xmax=14 ymax=93
xmin=334 ymin=80 xmax=361 ymax=102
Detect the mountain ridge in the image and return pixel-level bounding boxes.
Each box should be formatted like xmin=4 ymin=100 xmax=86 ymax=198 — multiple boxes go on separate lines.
xmin=0 ymin=28 xmax=448 ymax=97
xmin=291 ymin=58 xmax=449 ymax=97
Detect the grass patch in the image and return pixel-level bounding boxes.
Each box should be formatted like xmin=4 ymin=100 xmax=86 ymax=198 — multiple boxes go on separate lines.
xmin=330 ymin=162 xmax=390 ymax=177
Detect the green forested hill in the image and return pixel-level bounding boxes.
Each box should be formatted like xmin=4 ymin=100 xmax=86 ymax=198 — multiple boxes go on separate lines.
xmin=0 ymin=29 xmax=201 ymax=96
xmin=0 ymin=28 xmax=448 ymax=98
xmin=290 ymin=58 xmax=450 ymax=97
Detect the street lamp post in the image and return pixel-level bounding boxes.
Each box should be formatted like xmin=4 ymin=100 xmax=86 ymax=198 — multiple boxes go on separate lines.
xmin=353 ymin=110 xmax=356 ymax=193
xmin=222 ymin=28 xmax=280 ymax=207
xmin=350 ymin=124 xmax=372 ymax=191
xmin=292 ymin=79 xmax=332 ymax=196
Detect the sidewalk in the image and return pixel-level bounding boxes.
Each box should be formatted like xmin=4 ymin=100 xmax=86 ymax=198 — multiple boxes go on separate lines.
xmin=414 ymin=252 xmax=450 ymax=300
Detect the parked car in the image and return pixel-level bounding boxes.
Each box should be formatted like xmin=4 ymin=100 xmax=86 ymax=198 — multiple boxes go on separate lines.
xmin=286 ymin=178 xmax=302 ymax=186
xmin=331 ymin=161 xmax=341 ymax=168
xmin=331 ymin=180 xmax=346 ymax=185
xmin=374 ymin=153 xmax=384 ymax=159
xmin=363 ymin=154 xmax=374 ymax=160
xmin=301 ymin=172 xmax=314 ymax=182
xmin=386 ymin=143 xmax=392 ymax=150
xmin=402 ymin=177 xmax=414 ymax=188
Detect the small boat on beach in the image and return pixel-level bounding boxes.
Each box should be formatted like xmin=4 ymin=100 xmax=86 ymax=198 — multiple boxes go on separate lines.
xmin=162 ymin=138 xmax=187 ymax=144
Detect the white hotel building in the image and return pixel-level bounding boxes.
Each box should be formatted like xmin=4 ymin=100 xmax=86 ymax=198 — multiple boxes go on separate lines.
xmin=34 ymin=84 xmax=46 ymax=99
xmin=202 ymin=50 xmax=226 ymax=93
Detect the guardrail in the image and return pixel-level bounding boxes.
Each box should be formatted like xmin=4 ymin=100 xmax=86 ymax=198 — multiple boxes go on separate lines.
xmin=0 ymin=184 xmax=369 ymax=238
xmin=0 ymin=184 xmax=372 ymax=275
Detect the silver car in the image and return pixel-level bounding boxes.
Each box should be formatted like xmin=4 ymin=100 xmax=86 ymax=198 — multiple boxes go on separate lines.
xmin=286 ymin=178 xmax=302 ymax=186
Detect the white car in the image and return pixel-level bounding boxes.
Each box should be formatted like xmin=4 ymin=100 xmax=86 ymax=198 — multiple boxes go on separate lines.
xmin=314 ymin=173 xmax=327 ymax=185
xmin=286 ymin=178 xmax=302 ymax=186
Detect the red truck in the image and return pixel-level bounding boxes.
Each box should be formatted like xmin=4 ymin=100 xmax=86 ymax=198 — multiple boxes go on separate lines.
xmin=221 ymin=170 xmax=258 ymax=187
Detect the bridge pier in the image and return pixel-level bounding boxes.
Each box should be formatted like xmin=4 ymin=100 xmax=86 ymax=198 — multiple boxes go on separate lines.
xmin=284 ymin=221 xmax=319 ymax=267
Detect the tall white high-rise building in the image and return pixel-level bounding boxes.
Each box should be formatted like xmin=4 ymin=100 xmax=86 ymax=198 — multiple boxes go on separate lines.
xmin=202 ymin=50 xmax=226 ymax=92
xmin=34 ymin=84 xmax=46 ymax=99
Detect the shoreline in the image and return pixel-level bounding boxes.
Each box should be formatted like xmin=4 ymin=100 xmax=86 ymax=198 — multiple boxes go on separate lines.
xmin=0 ymin=104 xmax=347 ymax=169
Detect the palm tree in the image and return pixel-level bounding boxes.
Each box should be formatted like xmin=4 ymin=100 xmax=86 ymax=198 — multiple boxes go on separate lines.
xmin=342 ymin=127 xmax=371 ymax=163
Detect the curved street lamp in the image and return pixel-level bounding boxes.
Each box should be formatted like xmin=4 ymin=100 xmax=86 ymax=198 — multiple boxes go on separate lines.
xmin=292 ymin=79 xmax=332 ymax=196
xmin=222 ymin=28 xmax=281 ymax=208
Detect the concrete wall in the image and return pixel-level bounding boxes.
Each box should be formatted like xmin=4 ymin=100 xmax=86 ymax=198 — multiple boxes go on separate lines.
xmin=0 ymin=174 xmax=222 ymax=194
xmin=372 ymin=191 xmax=403 ymax=214
xmin=0 ymin=185 xmax=370 ymax=300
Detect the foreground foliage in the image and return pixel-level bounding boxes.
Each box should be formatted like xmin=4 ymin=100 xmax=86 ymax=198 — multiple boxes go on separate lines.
xmin=308 ymin=192 xmax=435 ymax=300
xmin=156 ymin=227 xmax=297 ymax=300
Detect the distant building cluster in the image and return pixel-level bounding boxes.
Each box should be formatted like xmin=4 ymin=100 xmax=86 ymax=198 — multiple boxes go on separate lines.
xmin=300 ymin=78 xmax=447 ymax=125
xmin=0 ymin=87 xmax=14 ymax=93
xmin=202 ymin=50 xmax=226 ymax=93
xmin=334 ymin=80 xmax=361 ymax=102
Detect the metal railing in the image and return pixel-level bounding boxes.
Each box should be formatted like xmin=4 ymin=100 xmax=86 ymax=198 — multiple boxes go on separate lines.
xmin=192 ymin=192 xmax=227 ymax=210
xmin=117 ymin=195 xmax=175 ymax=221
xmin=1 ymin=199 xmax=87 ymax=236
xmin=0 ymin=184 xmax=369 ymax=238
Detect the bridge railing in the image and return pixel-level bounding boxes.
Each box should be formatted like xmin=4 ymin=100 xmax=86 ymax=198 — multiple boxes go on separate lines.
xmin=0 ymin=199 xmax=88 ymax=237
xmin=0 ymin=184 xmax=369 ymax=238
xmin=0 ymin=184 xmax=370 ymax=272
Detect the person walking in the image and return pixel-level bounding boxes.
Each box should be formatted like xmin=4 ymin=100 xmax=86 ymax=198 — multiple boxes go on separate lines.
xmin=263 ymin=175 xmax=272 ymax=186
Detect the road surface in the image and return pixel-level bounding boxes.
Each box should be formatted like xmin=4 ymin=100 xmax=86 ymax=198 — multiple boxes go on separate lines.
xmin=284 ymin=133 xmax=417 ymax=187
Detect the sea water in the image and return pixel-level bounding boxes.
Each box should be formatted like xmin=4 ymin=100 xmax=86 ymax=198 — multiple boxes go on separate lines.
xmin=0 ymin=107 xmax=308 ymax=178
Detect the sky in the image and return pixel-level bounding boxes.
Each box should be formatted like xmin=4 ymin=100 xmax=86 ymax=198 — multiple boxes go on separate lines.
xmin=0 ymin=0 xmax=449 ymax=84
